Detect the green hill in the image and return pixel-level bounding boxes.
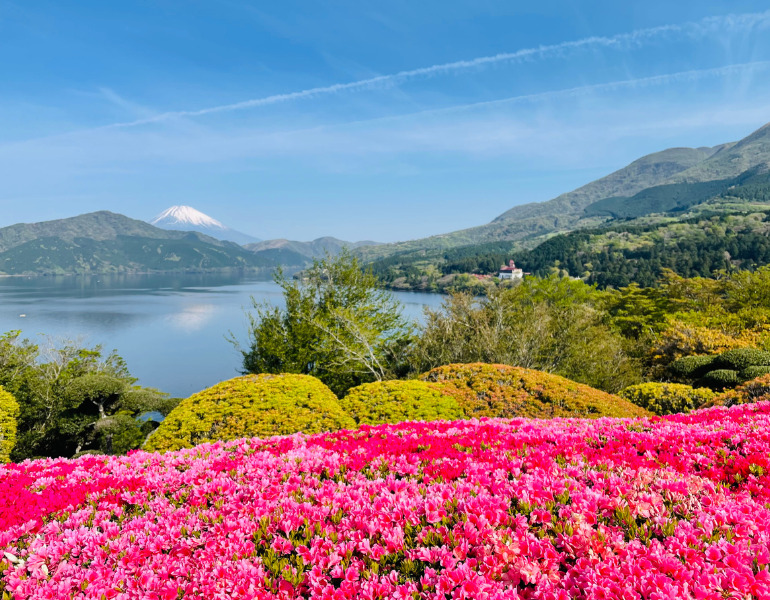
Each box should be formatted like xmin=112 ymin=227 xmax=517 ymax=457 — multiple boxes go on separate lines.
xmin=371 ymin=165 xmax=770 ymax=289
xmin=0 ymin=211 xmax=277 ymax=275
xmin=360 ymin=122 xmax=770 ymax=262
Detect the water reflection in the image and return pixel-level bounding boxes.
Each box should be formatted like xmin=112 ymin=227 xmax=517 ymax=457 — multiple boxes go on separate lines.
xmin=165 ymin=304 xmax=218 ymax=332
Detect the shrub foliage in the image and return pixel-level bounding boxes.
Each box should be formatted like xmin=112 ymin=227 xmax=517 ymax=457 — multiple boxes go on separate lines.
xmin=0 ymin=385 xmax=19 ymax=462
xmin=146 ymin=374 xmax=354 ymax=452
xmin=669 ymin=346 xmax=770 ymax=390
xmin=709 ymin=374 xmax=770 ymax=408
xmin=339 ymin=380 xmax=464 ymax=426
xmin=618 ymin=382 xmax=715 ymax=415
xmin=668 ymin=355 xmax=717 ymax=380
xmin=419 ymin=363 xmax=649 ymax=419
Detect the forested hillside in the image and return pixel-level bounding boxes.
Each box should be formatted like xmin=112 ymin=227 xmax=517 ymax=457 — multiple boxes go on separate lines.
xmin=0 ymin=212 xmax=277 ymax=275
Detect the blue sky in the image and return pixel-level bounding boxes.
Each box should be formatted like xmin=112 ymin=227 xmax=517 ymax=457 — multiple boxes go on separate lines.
xmin=1 ymin=1 xmax=770 ymax=242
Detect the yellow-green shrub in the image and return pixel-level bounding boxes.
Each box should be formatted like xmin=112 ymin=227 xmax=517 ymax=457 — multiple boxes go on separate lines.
xmin=618 ymin=382 xmax=715 ymax=415
xmin=0 ymin=386 xmax=19 ymax=463
xmin=145 ymin=374 xmax=354 ymax=452
xmin=419 ymin=363 xmax=649 ymax=419
xmin=340 ymin=380 xmax=464 ymax=426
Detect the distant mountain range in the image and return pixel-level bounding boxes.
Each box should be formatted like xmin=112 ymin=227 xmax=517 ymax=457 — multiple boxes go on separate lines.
xmin=244 ymin=237 xmax=380 ymax=266
xmin=5 ymin=121 xmax=769 ymax=280
xmin=0 ymin=211 xmax=381 ymax=276
xmin=369 ymin=121 xmax=770 ymax=289
xmin=361 ymin=121 xmax=770 ymax=261
xmin=150 ymin=205 xmax=260 ymax=246
xmin=0 ymin=212 xmax=276 ymax=276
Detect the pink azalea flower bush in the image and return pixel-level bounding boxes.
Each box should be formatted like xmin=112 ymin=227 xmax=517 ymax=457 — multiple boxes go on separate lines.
xmin=2 ymin=403 xmax=770 ymax=599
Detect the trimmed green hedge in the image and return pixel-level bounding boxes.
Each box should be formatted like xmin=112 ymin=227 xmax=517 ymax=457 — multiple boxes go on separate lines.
xmin=618 ymin=382 xmax=715 ymax=415
xmin=700 ymin=369 xmax=741 ymax=389
xmin=146 ymin=374 xmax=354 ymax=452
xmin=340 ymin=380 xmax=464 ymax=426
xmin=715 ymin=348 xmax=770 ymax=371
xmin=668 ymin=355 xmax=716 ymax=380
xmin=740 ymin=365 xmax=770 ymax=381
xmin=0 ymin=386 xmax=19 ymax=463
xmin=670 ymin=347 xmax=770 ymax=390
xmin=419 ymin=363 xmax=649 ymax=419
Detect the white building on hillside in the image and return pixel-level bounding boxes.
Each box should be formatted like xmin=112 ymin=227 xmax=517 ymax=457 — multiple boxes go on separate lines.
xmin=498 ymin=260 xmax=524 ymax=280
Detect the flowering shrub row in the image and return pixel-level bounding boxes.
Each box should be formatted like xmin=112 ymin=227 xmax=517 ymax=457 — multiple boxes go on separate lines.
xmin=3 ymin=402 xmax=770 ymax=599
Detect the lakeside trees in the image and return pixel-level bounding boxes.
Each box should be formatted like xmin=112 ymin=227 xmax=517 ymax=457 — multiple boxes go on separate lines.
xmin=239 ymin=250 xmax=415 ymax=396
xmin=0 ymin=331 xmax=176 ymax=460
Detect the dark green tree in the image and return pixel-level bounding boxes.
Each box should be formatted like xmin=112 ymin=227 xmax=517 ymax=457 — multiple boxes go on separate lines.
xmin=0 ymin=331 xmax=176 ymax=460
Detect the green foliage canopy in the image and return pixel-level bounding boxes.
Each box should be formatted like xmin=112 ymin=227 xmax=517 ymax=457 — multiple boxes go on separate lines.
xmin=0 ymin=330 xmax=174 ymax=460
xmin=411 ymin=276 xmax=641 ymax=393
xmin=239 ymin=250 xmax=414 ymax=396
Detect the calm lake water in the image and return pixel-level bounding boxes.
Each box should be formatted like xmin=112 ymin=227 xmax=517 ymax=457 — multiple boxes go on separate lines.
xmin=0 ymin=273 xmax=445 ymax=398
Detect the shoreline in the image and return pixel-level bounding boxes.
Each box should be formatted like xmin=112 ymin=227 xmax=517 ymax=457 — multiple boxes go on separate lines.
xmin=0 ymin=266 xmax=276 ymax=279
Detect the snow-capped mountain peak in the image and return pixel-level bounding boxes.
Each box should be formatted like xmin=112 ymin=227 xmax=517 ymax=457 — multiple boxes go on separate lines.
xmin=148 ymin=205 xmax=260 ymax=246
xmin=150 ymin=205 xmax=227 ymax=230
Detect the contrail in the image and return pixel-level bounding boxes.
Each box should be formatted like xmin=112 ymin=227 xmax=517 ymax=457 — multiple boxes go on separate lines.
xmin=104 ymin=9 xmax=770 ymax=129
xmin=422 ymin=61 xmax=770 ymax=116
xmin=250 ymin=61 xmax=770 ymax=136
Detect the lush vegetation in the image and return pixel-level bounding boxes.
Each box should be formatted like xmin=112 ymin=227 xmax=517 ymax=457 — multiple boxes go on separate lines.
xmin=5 ymin=403 xmax=770 ymax=598
xmin=0 ymin=332 xmax=175 ymax=460
xmin=239 ymin=250 xmax=414 ymax=396
xmin=0 ymin=386 xmax=18 ymax=463
xmin=146 ymin=374 xmax=354 ymax=452
xmin=618 ymin=382 xmax=715 ymax=415
xmin=583 ymin=168 xmax=770 ymax=219
xmin=412 ymin=276 xmax=641 ymax=393
xmin=339 ymin=380 xmax=463 ymax=426
xmin=372 ymin=210 xmax=770 ymax=290
xmin=419 ymin=363 xmax=647 ymax=419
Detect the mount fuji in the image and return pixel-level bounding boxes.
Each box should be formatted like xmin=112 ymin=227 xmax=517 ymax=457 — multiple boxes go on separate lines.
xmin=149 ymin=206 xmax=260 ymax=246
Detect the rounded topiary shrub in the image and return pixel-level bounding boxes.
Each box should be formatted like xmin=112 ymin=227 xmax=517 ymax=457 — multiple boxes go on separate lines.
xmin=419 ymin=363 xmax=649 ymax=419
xmin=740 ymin=365 xmax=770 ymax=381
xmin=618 ymin=382 xmax=715 ymax=416
xmin=340 ymin=380 xmax=465 ymax=426
xmin=715 ymin=348 xmax=770 ymax=371
xmin=145 ymin=374 xmax=355 ymax=452
xmin=668 ymin=355 xmax=717 ymax=381
xmin=0 ymin=385 xmax=19 ymax=463
xmin=699 ymin=369 xmax=741 ymax=390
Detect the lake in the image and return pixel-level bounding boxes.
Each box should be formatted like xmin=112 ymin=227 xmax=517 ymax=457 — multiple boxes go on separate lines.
xmin=0 ymin=273 xmax=445 ymax=398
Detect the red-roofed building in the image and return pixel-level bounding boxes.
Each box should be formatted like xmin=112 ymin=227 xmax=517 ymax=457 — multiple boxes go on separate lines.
xmin=498 ymin=260 xmax=523 ymax=280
